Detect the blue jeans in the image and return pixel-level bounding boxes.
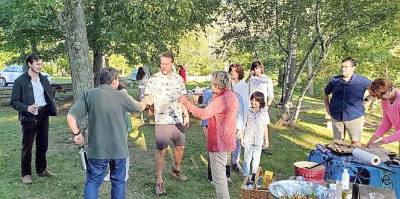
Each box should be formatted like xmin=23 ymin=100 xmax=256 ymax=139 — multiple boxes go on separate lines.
xmin=85 ymin=158 xmax=127 ymax=199
xmin=231 ymin=138 xmax=241 ymax=165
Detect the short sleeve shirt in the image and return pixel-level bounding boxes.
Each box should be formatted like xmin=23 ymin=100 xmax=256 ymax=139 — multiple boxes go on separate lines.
xmin=249 ymin=75 xmax=274 ymax=98
xmin=324 ymin=74 xmax=371 ymax=121
xmin=145 ymin=72 xmax=187 ymax=124
xmin=244 ymin=108 xmax=268 ymax=146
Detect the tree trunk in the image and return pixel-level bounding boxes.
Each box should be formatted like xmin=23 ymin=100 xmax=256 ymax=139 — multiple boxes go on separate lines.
xmin=61 ymin=0 xmax=93 ymax=101
xmin=278 ymin=67 xmax=284 ymax=87
xmin=90 ymin=0 xmax=103 ymax=87
xmin=277 ymin=42 xmax=296 ymax=125
xmin=19 ymin=49 xmax=27 ymax=70
xmin=93 ymin=48 xmax=102 ymax=86
xmin=30 ymin=41 xmax=38 ymax=55
xmin=306 ymin=55 xmax=314 ymax=96
xmin=105 ymin=55 xmax=110 ymax=67
xmin=289 ymin=52 xmax=327 ymax=125
xmin=277 ymin=35 xmax=319 ymax=125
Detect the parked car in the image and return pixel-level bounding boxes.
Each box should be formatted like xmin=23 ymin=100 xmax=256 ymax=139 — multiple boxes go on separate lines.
xmin=0 ymin=65 xmax=52 ymax=87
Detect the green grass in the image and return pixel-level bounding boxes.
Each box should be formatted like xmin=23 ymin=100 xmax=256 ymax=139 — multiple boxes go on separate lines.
xmin=0 ymin=82 xmax=398 ymax=198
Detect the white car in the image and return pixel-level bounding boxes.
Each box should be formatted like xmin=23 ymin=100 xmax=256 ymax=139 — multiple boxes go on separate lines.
xmin=0 ymin=65 xmax=52 ymax=87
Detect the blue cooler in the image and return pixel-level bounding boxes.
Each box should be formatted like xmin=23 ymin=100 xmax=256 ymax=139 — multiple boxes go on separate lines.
xmin=308 ymin=144 xmax=400 ymax=198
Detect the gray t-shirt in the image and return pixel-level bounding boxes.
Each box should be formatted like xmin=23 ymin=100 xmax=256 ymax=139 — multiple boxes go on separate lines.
xmin=145 ymin=72 xmax=187 ymax=124
xmin=68 ymin=84 xmax=142 ymax=159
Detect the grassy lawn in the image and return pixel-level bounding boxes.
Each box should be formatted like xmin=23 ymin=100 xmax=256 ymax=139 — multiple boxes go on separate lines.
xmin=0 ymin=81 xmax=398 ymax=198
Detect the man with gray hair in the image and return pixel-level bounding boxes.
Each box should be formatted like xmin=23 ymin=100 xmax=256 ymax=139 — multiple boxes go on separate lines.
xmin=67 ymin=67 xmax=153 ymax=199
xmin=180 ymin=71 xmax=238 ymax=199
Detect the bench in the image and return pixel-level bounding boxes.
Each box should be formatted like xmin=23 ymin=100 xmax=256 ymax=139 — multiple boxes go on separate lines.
xmin=0 ymin=87 xmax=12 ymax=106
xmin=51 ymin=83 xmax=72 ymax=101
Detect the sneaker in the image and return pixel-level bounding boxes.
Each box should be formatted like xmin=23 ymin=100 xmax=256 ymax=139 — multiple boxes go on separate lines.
xmin=170 ymin=166 xmax=188 ymax=182
xmin=232 ymin=163 xmax=243 ymax=174
xmin=155 ymin=183 xmax=166 ymax=196
xmin=38 ymin=170 xmax=55 ymax=177
xmin=227 ymin=177 xmax=232 ymax=183
xmin=21 ymin=175 xmax=33 ymax=184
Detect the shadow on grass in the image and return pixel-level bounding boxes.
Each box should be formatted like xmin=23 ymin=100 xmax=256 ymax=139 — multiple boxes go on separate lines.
xmin=298 ymin=111 xmax=327 ymax=129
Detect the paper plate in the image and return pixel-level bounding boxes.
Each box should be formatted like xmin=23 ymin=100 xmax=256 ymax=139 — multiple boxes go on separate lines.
xmin=268 ymin=180 xmax=327 ymax=198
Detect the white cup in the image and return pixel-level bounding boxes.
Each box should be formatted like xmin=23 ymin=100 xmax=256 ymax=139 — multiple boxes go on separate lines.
xmin=32 ymin=104 xmax=39 ymax=115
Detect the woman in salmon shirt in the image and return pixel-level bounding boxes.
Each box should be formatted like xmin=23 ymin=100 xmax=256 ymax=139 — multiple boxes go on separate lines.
xmin=367 ymin=78 xmax=400 ymax=148
xmin=179 ymin=71 xmax=239 ymax=199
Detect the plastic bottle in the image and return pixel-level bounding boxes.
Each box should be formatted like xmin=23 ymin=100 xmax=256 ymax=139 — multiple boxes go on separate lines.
xmin=79 ymin=147 xmax=87 ymax=170
xmin=342 ymin=168 xmax=350 ymax=191
xmin=335 ymin=181 xmax=342 ymax=199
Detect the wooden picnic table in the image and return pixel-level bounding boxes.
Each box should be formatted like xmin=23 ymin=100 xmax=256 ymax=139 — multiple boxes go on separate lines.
xmin=0 ymin=87 xmax=12 ymax=105
xmin=50 ymin=83 xmax=72 ymax=101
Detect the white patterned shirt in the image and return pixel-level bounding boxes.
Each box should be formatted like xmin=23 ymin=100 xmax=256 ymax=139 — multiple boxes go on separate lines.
xmin=244 ymin=108 xmax=268 ymax=146
xmin=145 ymin=72 xmax=187 ymax=124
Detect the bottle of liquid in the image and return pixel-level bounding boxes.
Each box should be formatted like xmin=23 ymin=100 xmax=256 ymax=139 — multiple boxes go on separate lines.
xmin=341 ymin=168 xmax=352 ymax=199
xmin=351 ymin=183 xmax=359 ymax=199
xmin=342 ymin=168 xmax=350 ymax=191
xmin=335 ymin=181 xmax=342 ymax=199
xmin=79 ymin=147 xmax=87 ymax=170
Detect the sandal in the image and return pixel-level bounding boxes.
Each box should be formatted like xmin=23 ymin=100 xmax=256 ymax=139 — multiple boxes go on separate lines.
xmin=170 ymin=166 xmax=188 ymax=182
xmin=155 ymin=182 xmax=166 ymax=196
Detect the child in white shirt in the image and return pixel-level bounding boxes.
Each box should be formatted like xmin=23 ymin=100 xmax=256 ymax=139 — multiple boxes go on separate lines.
xmin=241 ymin=91 xmax=269 ymax=177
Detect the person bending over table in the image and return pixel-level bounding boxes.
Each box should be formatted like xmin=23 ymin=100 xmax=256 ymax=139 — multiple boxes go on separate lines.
xmin=367 ymin=78 xmax=400 ymax=148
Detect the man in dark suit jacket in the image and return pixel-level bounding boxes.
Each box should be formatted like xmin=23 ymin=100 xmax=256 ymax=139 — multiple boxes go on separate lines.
xmin=10 ymin=54 xmax=57 ymax=184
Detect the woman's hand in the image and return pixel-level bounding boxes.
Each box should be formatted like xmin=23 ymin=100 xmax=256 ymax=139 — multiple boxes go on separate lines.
xmin=368 ymin=140 xmax=383 ymax=149
xmin=366 ymin=135 xmax=379 ymax=148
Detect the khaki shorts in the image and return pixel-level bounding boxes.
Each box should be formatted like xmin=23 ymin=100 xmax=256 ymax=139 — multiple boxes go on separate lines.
xmin=332 ymin=116 xmax=364 ymax=142
xmin=155 ymin=124 xmax=185 ymax=150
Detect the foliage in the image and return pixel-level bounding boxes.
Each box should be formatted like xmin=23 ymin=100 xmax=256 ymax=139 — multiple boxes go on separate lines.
xmin=0 ymin=51 xmax=19 ymax=69
xmin=175 ymin=30 xmax=225 ymax=75
xmin=84 ymin=0 xmax=222 ymax=70
xmin=108 ymin=54 xmax=131 ymax=76
xmin=218 ymin=0 xmax=400 ymax=124
xmin=0 ymin=0 xmax=64 ymax=60
xmin=0 ymin=0 xmax=222 ymax=77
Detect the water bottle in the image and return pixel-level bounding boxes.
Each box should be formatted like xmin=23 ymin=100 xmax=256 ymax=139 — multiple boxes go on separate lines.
xmin=79 ymin=146 xmax=87 ymax=170
xmin=342 ymin=168 xmax=350 ymax=191
xmin=335 ymin=181 xmax=342 ymax=199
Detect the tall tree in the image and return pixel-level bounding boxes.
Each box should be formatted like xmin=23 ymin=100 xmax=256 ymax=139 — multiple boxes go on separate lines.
xmin=61 ymin=0 xmax=93 ymax=100
xmin=84 ymin=0 xmax=221 ymax=85
xmin=219 ymin=0 xmax=399 ymax=126
xmin=0 ymin=0 xmax=63 ymax=62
